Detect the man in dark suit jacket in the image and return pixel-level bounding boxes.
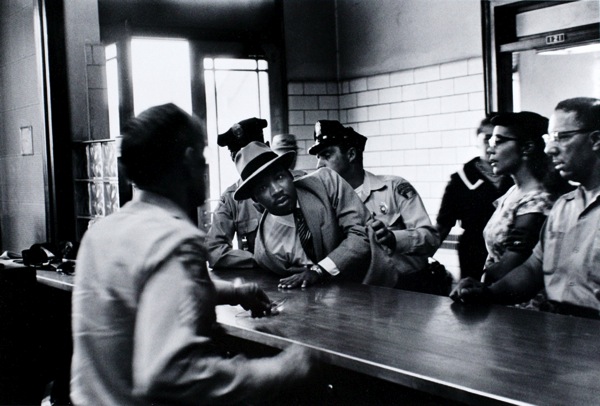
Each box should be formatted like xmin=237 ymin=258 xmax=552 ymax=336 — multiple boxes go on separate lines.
xmin=233 ymin=142 xmax=390 ymax=289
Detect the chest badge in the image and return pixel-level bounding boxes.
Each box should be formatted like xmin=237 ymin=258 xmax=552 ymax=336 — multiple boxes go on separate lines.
xmin=379 ymin=202 xmax=388 ymax=215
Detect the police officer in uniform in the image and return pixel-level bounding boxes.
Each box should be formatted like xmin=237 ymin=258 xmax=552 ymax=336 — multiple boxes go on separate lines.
xmin=206 ymin=118 xmax=268 ymax=269
xmin=309 ymin=120 xmax=441 ymax=288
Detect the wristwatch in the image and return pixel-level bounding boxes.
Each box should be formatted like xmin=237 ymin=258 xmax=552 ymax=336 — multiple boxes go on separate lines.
xmin=310 ymin=264 xmax=328 ymax=279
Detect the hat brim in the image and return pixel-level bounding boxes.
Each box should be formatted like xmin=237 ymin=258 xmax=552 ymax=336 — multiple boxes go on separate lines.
xmin=234 ymin=151 xmax=296 ymax=201
xmin=307 ymin=140 xmax=331 ymax=155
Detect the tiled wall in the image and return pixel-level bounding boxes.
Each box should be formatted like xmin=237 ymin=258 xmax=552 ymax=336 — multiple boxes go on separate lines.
xmin=0 ymin=0 xmax=48 ymax=252
xmin=288 ymin=57 xmax=487 ymax=276
xmin=289 ymin=57 xmax=486 ymax=219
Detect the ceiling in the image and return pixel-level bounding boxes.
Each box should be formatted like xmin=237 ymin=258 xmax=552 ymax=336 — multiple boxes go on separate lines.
xmin=98 ymin=0 xmax=279 ymax=41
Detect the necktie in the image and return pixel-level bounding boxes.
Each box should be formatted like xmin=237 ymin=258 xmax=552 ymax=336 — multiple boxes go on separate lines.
xmin=293 ymin=208 xmax=316 ymax=262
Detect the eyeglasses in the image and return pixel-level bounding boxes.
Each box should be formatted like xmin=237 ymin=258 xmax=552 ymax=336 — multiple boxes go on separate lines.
xmin=543 ymin=128 xmax=595 ymax=144
xmin=488 ymin=135 xmax=517 ymax=148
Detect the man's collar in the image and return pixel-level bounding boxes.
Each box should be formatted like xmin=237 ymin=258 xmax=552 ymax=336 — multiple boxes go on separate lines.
xmin=362 ymin=170 xmax=387 ymax=192
xmin=135 ymin=190 xmax=192 ymax=222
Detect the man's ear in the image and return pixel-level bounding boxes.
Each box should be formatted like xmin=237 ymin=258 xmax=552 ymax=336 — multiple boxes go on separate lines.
xmin=183 ymin=146 xmax=202 ymax=172
xmin=589 ymin=130 xmax=600 ymax=152
xmin=346 ymin=146 xmax=357 ymax=163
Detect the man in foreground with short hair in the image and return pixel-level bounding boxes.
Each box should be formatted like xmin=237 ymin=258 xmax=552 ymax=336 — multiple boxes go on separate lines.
xmin=71 ymin=104 xmax=312 ymax=405
xmin=451 ymin=97 xmax=600 ymax=319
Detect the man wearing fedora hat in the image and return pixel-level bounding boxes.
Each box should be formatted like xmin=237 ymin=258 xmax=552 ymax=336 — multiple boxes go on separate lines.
xmin=206 ymin=118 xmax=268 ymax=269
xmin=308 ymin=120 xmax=440 ymax=289
xmin=233 ymin=141 xmax=376 ymax=289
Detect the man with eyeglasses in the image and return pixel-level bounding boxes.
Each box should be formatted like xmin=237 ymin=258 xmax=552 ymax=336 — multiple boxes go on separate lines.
xmin=451 ymin=97 xmax=600 ymax=320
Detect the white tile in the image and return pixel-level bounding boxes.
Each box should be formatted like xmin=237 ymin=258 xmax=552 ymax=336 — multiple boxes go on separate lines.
xmin=380 ymin=118 xmax=403 ymax=135
xmin=340 ymin=93 xmax=357 ymax=109
xmin=415 ymin=98 xmax=441 ymax=116
xmin=379 ymin=86 xmax=403 ymax=104
xmin=357 ymin=121 xmax=380 ymax=137
xmin=404 ymin=149 xmax=430 ymax=165
xmin=304 ymin=82 xmax=328 ymax=95
xmin=367 ymin=74 xmax=390 ymax=90
xmin=415 ymin=131 xmax=442 ymax=149
xmin=402 ymin=83 xmax=428 ymax=101
xmin=327 ymin=81 xmax=340 ymax=95
xmin=440 ymin=60 xmax=468 ymax=79
xmin=390 ymin=101 xmax=415 ymax=118
xmin=288 ymin=82 xmax=304 ymax=95
xmin=366 ymin=135 xmax=392 ymax=151
xmin=390 ymin=69 xmax=414 ymax=86
xmin=363 ymin=151 xmax=382 ymax=167
xmin=394 ymin=165 xmax=417 ymax=181
xmin=391 ymin=133 xmax=416 ymax=150
xmin=328 ymin=110 xmax=340 ymax=121
xmin=357 ymin=90 xmax=379 ymax=106
xmin=288 ymin=110 xmax=305 ymax=125
xmin=349 ymin=77 xmax=368 ymax=93
xmin=468 ymin=57 xmax=484 ymax=75
xmin=429 ymin=147 xmax=456 ymax=165
xmin=319 ymin=95 xmax=339 ymax=110
xmin=289 ymin=125 xmax=314 ymax=139
xmin=368 ymin=104 xmax=391 ymax=121
xmin=305 ymin=110 xmax=326 ymax=125
xmin=288 ymin=95 xmax=318 ymax=110
xmin=348 ymin=106 xmax=368 ymax=122
xmin=427 ymin=79 xmax=454 ymax=97
xmin=341 ymin=81 xmax=350 ymax=94
xmin=414 ymin=65 xmax=440 ymax=83
xmin=404 ymin=116 xmax=429 ymax=133
xmin=441 ymin=129 xmax=471 ymax=148
xmin=455 ymin=110 xmax=485 ymax=129
xmin=468 ymin=92 xmax=485 ymax=111
xmin=380 ymin=150 xmax=401 ymax=166
xmin=454 ymin=74 xmax=484 ymax=94
xmin=441 ymin=94 xmax=470 ymax=113
xmin=428 ymin=113 xmax=456 ymax=132
xmin=414 ymin=165 xmax=443 ymax=182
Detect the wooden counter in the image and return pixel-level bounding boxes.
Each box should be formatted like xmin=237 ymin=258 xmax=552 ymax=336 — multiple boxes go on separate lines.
xmin=29 ymin=264 xmax=600 ymax=405
xmin=211 ymin=268 xmax=600 ymax=406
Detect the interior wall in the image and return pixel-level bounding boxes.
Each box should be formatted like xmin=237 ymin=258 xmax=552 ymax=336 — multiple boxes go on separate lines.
xmin=283 ymin=0 xmax=338 ymax=81
xmin=335 ymin=0 xmax=483 ymax=79
xmin=0 ymin=0 xmax=48 ymax=253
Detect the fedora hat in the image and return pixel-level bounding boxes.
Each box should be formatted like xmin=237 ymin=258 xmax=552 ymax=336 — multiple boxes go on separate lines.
xmin=271 ymin=133 xmax=299 ymax=154
xmin=233 ymin=141 xmax=296 ymax=201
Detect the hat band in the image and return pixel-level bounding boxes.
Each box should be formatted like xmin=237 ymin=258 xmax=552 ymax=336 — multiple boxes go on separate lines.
xmin=240 ymin=151 xmax=279 ymax=180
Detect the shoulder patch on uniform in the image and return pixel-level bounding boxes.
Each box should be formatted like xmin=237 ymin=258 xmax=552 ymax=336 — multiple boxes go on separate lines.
xmin=396 ymin=182 xmax=416 ymax=199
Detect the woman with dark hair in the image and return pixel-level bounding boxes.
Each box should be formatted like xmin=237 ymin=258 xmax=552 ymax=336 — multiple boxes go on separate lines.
xmin=482 ymin=111 xmax=572 ymax=286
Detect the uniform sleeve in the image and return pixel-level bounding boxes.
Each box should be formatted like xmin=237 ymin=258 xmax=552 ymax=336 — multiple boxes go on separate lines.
xmin=320 ymin=169 xmax=371 ymax=274
xmin=390 ymin=181 xmax=440 ymax=256
xmin=206 ymin=192 xmax=255 ymax=269
xmin=132 ymin=241 xmax=302 ymax=405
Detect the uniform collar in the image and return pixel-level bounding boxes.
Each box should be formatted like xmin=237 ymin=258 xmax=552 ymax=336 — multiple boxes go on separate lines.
xmin=363 ymin=171 xmax=387 ymax=191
